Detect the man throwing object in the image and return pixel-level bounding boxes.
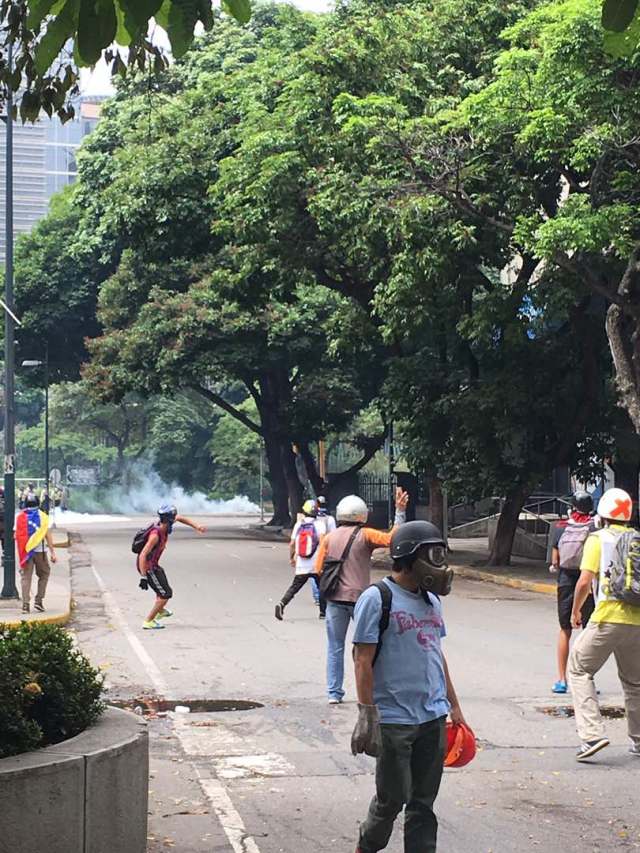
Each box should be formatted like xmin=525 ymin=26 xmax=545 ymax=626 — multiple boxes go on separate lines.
xmin=137 ymin=504 xmax=206 ymax=630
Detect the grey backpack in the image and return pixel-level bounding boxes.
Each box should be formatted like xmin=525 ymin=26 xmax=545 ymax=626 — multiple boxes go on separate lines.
xmin=557 ymin=523 xmax=592 ymax=570
xmin=608 ymin=530 xmax=640 ymax=607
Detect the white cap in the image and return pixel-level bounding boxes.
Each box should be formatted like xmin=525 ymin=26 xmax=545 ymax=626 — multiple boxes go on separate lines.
xmin=336 ymin=495 xmax=368 ymax=524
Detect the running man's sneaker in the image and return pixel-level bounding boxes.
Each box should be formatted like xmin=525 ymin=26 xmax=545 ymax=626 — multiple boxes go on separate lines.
xmin=34 ymin=602 xmax=45 ymax=612
xmin=319 ymin=612 xmax=326 ymax=620
xmin=576 ymin=738 xmax=609 ymax=761
xmin=22 ymin=603 xmax=30 ymax=613
xmin=275 ymin=603 xmax=284 ymax=621
xmin=142 ymin=619 xmax=165 ymax=630
xmin=328 ymin=697 xmax=343 ymax=705
xmin=552 ymin=680 xmax=567 ymax=694
xmin=629 ymin=742 xmax=640 ymax=756
xmin=157 ymin=608 xmax=173 ymax=619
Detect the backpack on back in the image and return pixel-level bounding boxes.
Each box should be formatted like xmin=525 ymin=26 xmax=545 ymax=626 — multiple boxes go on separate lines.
xmin=608 ymin=530 xmax=640 ymax=607
xmin=557 ymin=523 xmax=592 ymax=570
xmin=132 ymin=523 xmax=157 ymax=555
xmin=296 ymin=520 xmax=320 ymax=559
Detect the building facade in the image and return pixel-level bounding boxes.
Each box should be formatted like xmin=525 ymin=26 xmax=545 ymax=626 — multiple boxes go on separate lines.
xmin=0 ymin=98 xmax=103 ymax=263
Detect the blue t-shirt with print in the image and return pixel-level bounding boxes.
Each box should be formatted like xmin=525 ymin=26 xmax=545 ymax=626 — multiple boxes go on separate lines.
xmin=353 ymin=577 xmax=450 ymax=725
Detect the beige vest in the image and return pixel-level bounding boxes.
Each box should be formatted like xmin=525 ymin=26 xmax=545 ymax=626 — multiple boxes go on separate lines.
xmin=324 ymin=525 xmax=375 ymax=604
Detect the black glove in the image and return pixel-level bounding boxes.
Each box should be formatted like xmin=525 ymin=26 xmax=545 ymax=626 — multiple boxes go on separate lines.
xmin=139 ymin=577 xmax=148 ymax=591
xmin=351 ymin=704 xmax=382 ymax=757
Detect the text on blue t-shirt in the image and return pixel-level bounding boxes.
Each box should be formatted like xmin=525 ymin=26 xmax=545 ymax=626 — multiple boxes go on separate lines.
xmin=353 ymin=577 xmax=450 ymax=725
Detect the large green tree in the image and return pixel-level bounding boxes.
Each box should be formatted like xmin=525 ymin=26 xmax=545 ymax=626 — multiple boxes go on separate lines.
xmin=208 ymin=0 xmax=621 ymax=562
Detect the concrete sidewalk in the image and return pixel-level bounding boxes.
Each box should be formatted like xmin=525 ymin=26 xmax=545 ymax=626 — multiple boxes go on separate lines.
xmin=0 ymin=530 xmax=72 ymax=627
xmin=372 ymin=535 xmax=556 ymax=596
xmin=245 ymin=522 xmax=557 ymax=595
xmin=447 ymin=536 xmax=556 ymax=595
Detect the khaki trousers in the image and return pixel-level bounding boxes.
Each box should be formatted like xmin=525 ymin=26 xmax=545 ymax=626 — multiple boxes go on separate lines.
xmin=568 ymin=621 xmax=640 ymax=744
xmin=20 ymin=552 xmax=51 ymax=607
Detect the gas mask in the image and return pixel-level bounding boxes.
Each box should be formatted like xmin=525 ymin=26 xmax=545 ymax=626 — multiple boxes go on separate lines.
xmin=413 ymin=544 xmax=454 ymax=596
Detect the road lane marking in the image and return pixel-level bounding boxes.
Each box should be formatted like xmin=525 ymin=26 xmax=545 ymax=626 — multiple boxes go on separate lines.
xmin=197 ymin=775 xmax=262 ymax=853
xmin=91 ymin=564 xmax=169 ymax=696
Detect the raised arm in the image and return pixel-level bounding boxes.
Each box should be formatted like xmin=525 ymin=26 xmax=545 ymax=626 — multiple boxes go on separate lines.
xmin=176 ymin=514 xmax=206 ymax=534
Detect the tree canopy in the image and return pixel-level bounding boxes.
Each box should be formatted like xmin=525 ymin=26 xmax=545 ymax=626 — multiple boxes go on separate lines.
xmin=12 ymin=0 xmax=640 ymax=561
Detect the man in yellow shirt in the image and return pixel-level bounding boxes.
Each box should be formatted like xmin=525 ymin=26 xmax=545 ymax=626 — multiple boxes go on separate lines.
xmin=569 ymin=487 xmax=640 ymax=761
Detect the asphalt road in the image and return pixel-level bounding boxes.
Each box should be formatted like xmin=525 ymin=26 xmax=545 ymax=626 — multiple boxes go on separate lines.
xmin=68 ymin=516 xmax=640 ymax=853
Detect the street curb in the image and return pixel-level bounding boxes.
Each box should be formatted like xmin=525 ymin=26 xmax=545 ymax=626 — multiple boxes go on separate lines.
xmin=0 ymin=605 xmax=71 ymax=630
xmin=0 ymin=554 xmax=72 ymax=629
xmin=453 ymin=564 xmax=556 ymax=596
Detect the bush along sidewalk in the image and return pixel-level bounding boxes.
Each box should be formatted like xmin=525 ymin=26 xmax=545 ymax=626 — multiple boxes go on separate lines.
xmin=0 ymin=622 xmax=104 ymax=759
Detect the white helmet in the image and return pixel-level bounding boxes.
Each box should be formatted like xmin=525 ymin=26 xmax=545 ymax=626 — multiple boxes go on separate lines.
xmin=336 ymin=494 xmax=369 ymax=524
xmin=597 ymin=487 xmax=633 ymax=522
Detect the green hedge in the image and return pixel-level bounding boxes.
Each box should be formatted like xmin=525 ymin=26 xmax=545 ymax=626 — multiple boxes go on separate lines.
xmin=0 ymin=622 xmax=104 ymax=759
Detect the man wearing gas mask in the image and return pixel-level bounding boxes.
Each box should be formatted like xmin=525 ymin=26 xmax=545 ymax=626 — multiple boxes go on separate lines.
xmin=351 ymin=520 xmax=465 ymax=853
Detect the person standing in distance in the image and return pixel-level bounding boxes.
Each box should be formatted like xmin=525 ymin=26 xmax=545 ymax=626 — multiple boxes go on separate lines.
xmin=351 ymin=520 xmax=464 ymax=853
xmin=315 ymin=488 xmax=408 ymax=704
xmin=275 ymin=499 xmax=329 ymax=620
xmin=569 ymin=487 xmax=640 ymax=760
xmin=548 ymin=491 xmax=595 ymax=694
xmin=137 ymin=504 xmax=206 ymax=630
xmin=311 ymin=495 xmax=336 ymax=614
xmin=16 ymin=492 xmax=57 ymax=613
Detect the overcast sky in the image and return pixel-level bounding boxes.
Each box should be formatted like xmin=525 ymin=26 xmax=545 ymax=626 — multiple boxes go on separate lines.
xmin=81 ymin=1 xmax=331 ymax=96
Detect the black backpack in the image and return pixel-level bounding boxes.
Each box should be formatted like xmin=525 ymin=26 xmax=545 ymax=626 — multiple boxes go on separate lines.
xmin=131 ymin=523 xmax=157 ymax=555
xmin=371 ymin=578 xmax=439 ymax=664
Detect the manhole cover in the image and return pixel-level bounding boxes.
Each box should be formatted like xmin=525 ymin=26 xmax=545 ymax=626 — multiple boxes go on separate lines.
xmin=536 ymin=704 xmax=625 ymax=719
xmin=110 ymin=697 xmax=264 ymax=716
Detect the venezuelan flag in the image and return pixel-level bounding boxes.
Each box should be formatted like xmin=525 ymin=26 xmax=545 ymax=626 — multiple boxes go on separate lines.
xmin=16 ymin=509 xmax=49 ymax=568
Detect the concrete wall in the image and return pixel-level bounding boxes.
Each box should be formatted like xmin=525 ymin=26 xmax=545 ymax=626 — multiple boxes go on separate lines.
xmin=451 ymin=517 xmax=491 ymax=538
xmin=0 ymin=707 xmax=148 ymax=853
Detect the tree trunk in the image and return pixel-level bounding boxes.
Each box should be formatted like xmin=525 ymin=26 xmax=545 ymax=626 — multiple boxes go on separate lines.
xmin=427 ymin=476 xmax=445 ymax=532
xmin=299 ymin=443 xmax=326 ymax=495
xmin=486 ymin=484 xmax=529 ymax=567
xmin=263 ymin=432 xmax=291 ymax=527
xmin=282 ymin=441 xmax=304 ymax=522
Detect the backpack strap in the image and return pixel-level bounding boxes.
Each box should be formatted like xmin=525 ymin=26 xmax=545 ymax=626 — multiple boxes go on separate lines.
xmin=372 ymin=580 xmax=392 ymax=666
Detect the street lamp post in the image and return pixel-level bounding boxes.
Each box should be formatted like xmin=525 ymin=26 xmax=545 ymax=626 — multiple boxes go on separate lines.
xmin=22 ymin=343 xmax=50 ymax=512
xmin=1 ymin=40 xmax=17 ymax=598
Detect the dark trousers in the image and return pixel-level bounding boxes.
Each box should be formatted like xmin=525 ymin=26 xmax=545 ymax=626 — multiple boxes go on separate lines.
xmin=280 ymin=573 xmax=326 ymax=615
xmin=359 ymin=717 xmax=446 ymax=853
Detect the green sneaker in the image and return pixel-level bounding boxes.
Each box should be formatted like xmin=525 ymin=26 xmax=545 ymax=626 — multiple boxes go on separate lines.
xmin=142 ymin=619 xmax=165 ymax=630
xmin=157 ymin=608 xmax=173 ymax=619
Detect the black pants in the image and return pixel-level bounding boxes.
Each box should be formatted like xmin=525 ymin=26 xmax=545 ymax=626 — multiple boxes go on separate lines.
xmin=280 ymin=573 xmax=325 ymax=615
xmin=359 ymin=717 xmax=446 ymax=853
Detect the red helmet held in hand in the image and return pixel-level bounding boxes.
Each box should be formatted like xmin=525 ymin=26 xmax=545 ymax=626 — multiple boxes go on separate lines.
xmin=444 ymin=721 xmax=477 ymax=768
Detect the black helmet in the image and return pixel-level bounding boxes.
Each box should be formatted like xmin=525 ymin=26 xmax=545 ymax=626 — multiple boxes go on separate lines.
xmin=24 ymin=492 xmax=40 ymax=508
xmin=391 ymin=520 xmax=444 ymax=561
xmin=571 ymin=491 xmax=593 ymax=514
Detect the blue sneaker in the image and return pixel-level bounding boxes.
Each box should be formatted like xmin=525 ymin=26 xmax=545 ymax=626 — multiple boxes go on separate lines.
xmin=552 ymin=680 xmax=568 ymax=694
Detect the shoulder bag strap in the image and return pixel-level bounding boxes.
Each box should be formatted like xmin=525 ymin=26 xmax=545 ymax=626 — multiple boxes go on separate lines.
xmin=340 ymin=526 xmax=361 ymax=562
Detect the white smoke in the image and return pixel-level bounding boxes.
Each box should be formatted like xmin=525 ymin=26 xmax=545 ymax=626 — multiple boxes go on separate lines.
xmin=68 ymin=463 xmax=260 ymax=515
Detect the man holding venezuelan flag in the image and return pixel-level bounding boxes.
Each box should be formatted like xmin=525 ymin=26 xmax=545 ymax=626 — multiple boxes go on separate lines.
xmin=16 ymin=492 xmax=57 ymax=614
